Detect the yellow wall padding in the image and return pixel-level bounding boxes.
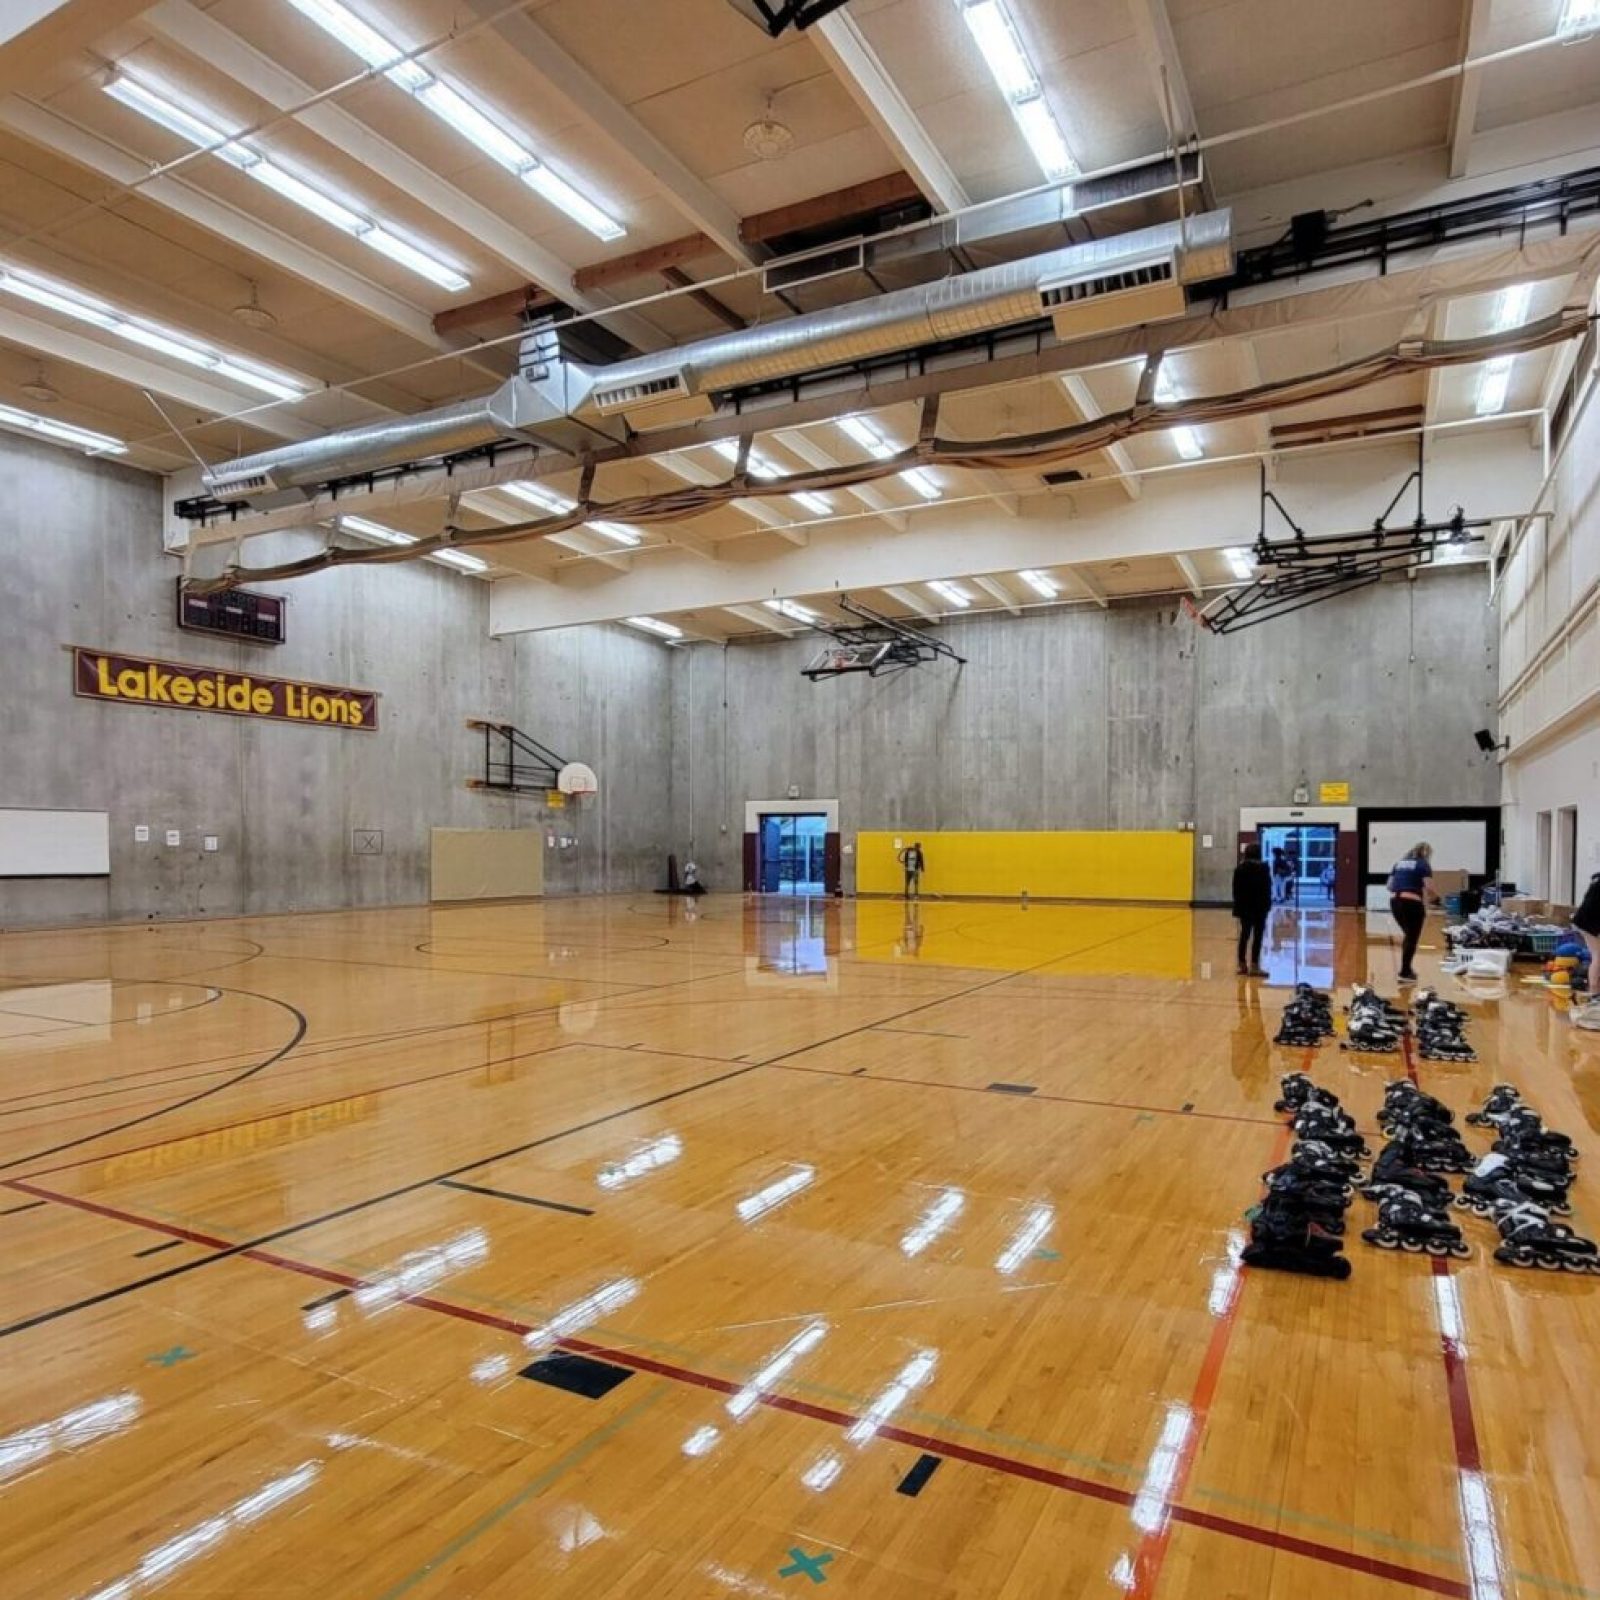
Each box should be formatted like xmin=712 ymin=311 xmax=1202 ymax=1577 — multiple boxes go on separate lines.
xmin=855 ymin=830 xmax=1194 ymax=903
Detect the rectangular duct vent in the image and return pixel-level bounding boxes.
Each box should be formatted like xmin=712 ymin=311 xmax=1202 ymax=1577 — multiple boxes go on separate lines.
xmin=1041 ymin=468 xmax=1086 ymax=485
xmin=764 ymin=241 xmax=865 ymax=295
xmin=591 ymin=371 xmax=695 ymax=415
xmin=209 ymin=471 xmax=275 ymax=502
xmin=1039 ymin=254 xmax=1184 ymax=339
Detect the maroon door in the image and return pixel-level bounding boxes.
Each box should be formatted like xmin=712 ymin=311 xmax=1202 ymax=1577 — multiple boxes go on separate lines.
xmin=742 ymin=831 xmax=758 ymax=892
xmin=1334 ymin=828 xmax=1360 ymax=908
xmin=823 ymin=832 xmax=841 ymax=896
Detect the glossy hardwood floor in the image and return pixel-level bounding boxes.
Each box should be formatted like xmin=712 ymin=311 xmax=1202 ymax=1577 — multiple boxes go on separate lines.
xmin=2 ymin=894 xmax=1597 ymax=1599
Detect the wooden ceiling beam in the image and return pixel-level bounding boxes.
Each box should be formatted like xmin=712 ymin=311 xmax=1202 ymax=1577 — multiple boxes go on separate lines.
xmin=738 ymin=171 xmax=924 ymax=245
xmin=572 ymin=234 xmax=719 ymax=294
xmin=432 ymin=285 xmax=562 ymax=337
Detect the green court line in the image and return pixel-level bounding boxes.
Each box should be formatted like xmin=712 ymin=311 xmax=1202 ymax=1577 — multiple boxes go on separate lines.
xmin=75 ymin=1202 xmax=1600 ymax=1597
xmin=375 ymin=1387 xmax=664 ymax=1600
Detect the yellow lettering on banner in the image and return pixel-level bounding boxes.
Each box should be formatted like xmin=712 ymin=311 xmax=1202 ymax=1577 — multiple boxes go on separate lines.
xmin=171 ymin=676 xmax=195 ymax=706
xmin=284 ymin=685 xmax=300 ymax=717
xmin=225 ymin=679 xmax=252 ymax=712
xmin=309 ymin=694 xmax=330 ymax=722
xmin=147 ymin=665 xmax=172 ymax=703
xmin=95 ymin=656 xmax=117 ymax=696
xmin=252 ymin=687 xmax=273 ymax=715
xmin=117 ymin=667 xmax=144 ymax=698
xmin=197 ymin=679 xmax=217 ymax=708
xmin=348 ymin=701 xmax=364 ymax=726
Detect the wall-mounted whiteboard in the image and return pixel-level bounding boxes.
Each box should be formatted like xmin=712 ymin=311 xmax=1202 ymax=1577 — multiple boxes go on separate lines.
xmin=0 ymin=808 xmax=110 ymax=877
xmin=1368 ymin=820 xmax=1488 ymax=876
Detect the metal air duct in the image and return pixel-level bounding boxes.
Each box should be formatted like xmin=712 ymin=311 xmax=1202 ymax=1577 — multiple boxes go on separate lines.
xmin=203 ymin=209 xmax=1232 ymax=507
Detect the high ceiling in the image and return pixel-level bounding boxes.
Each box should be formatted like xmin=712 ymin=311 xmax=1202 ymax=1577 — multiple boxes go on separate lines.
xmin=1 ymin=0 xmax=1598 ymax=633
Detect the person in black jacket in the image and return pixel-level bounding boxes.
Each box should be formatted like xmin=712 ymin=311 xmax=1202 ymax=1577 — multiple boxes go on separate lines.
xmin=1233 ymin=843 xmax=1273 ymax=977
xmin=1575 ymin=870 xmax=1600 ymax=1000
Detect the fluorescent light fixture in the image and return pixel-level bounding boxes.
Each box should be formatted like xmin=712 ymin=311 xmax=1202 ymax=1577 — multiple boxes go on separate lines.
xmin=764 ymin=598 xmax=819 ymax=624
xmin=1169 ymin=426 xmax=1203 ymax=460
xmin=844 ymin=1349 xmax=937 ymax=1444
xmin=625 ymin=615 xmax=683 ymax=639
xmin=726 ymin=1321 xmax=829 ymax=1419
xmin=429 ymin=548 xmax=489 ymax=573
xmin=1475 ymin=354 xmax=1514 ymax=416
xmin=928 ymin=579 xmax=971 ymax=608
xmin=1016 ymin=568 xmax=1058 ymax=598
xmin=838 ymin=413 xmax=896 ymax=459
xmin=523 ymin=1277 xmax=640 ymax=1348
xmin=103 ymin=73 xmax=469 ymax=290
xmin=1557 ymin=0 xmax=1600 ymax=37
xmin=956 ymin=0 xmax=1078 ymax=179
xmin=736 ymin=1164 xmax=815 ymax=1222
xmin=791 ymin=491 xmax=832 ymax=516
xmin=712 ymin=437 xmax=783 ymax=479
xmin=284 ymin=0 xmax=625 ymax=240
xmin=900 ymin=1188 xmax=965 ymax=1258
xmin=0 ymin=267 xmax=307 ymax=400
xmin=499 ymin=480 xmax=576 ymax=514
xmin=1224 ymin=546 xmax=1255 ymax=582
xmin=339 ymin=514 xmax=416 ymax=545
xmin=1154 ymin=365 xmax=1180 ymax=403
xmin=994 ymin=1202 xmax=1054 ymax=1273
xmin=587 ymin=519 xmax=643 ymax=546
xmin=0 ymin=403 xmax=125 ymax=454
xmin=900 ymin=466 xmax=942 ymax=499
xmin=1492 ymin=282 xmax=1533 ymax=331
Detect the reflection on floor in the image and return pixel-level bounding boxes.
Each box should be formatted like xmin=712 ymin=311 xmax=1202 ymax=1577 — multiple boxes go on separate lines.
xmin=0 ymin=895 xmax=1596 ymax=1599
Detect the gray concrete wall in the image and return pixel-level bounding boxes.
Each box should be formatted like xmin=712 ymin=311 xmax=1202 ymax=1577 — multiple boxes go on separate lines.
xmin=0 ymin=434 xmax=671 ymax=926
xmin=670 ymin=571 xmax=1500 ymax=901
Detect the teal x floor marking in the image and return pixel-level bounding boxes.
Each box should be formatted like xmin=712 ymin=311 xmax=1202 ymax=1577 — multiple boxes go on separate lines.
xmin=147 ymin=1345 xmax=196 ymax=1368
xmin=779 ymin=1548 xmax=834 ymax=1584
xmin=1033 ymin=1247 xmax=1062 ymax=1261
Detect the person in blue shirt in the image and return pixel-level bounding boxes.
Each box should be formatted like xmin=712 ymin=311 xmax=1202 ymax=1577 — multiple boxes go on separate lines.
xmin=1387 ymin=842 xmax=1435 ymax=982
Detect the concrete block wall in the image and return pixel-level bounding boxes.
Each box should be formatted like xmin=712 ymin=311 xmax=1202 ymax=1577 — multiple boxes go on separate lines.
xmin=670 ymin=570 xmax=1501 ymax=902
xmin=0 ymin=435 xmax=671 ymax=926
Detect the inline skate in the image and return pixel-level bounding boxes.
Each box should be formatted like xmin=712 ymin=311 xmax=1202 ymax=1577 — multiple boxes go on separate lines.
xmin=1342 ymin=986 xmax=1406 ymax=1053
xmin=1362 ymin=1139 xmax=1455 ymax=1208
xmin=1242 ymin=1192 xmax=1352 ymax=1279
xmin=1361 ymin=1189 xmax=1471 ymax=1258
xmin=1273 ymin=986 xmax=1335 ymax=1048
xmin=1490 ymin=1199 xmax=1600 ymax=1274
xmin=1292 ymin=1100 xmax=1370 ymax=1159
xmin=1274 ymin=1072 xmax=1340 ymax=1115
xmin=1456 ymin=1153 xmax=1572 ymax=1216
xmin=1494 ymin=1108 xmax=1579 ymax=1165
xmin=1465 ymin=1084 xmax=1524 ymax=1129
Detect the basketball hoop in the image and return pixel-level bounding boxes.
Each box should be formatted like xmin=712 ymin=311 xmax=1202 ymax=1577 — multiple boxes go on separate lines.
xmin=557 ymin=761 xmax=598 ymax=797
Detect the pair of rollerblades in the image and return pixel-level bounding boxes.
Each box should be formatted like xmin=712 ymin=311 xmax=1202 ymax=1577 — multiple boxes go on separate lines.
xmin=1291 ymin=1099 xmax=1371 ymax=1160
xmin=1457 ymin=1152 xmax=1573 ymax=1217
xmin=1242 ymin=1188 xmax=1352 ymax=1279
xmin=1273 ymin=985 xmax=1336 ymax=1048
xmin=1494 ymin=1107 xmax=1579 ymax=1167
xmin=1342 ymin=986 xmax=1406 ymax=1053
xmin=1375 ymin=1083 xmax=1474 ymax=1172
xmin=1489 ymin=1197 xmax=1600 ymax=1274
xmin=1411 ymin=993 xmax=1476 ymax=1063
xmin=1465 ymin=1084 xmax=1524 ymax=1130
xmin=1362 ymin=1138 xmax=1455 ymax=1209
xmin=1361 ymin=1186 xmax=1471 ymax=1259
xmin=1274 ymin=1071 xmax=1339 ymax=1115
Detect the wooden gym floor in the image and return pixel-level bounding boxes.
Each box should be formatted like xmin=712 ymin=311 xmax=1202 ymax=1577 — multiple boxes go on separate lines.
xmin=1 ymin=895 xmax=1597 ymax=1599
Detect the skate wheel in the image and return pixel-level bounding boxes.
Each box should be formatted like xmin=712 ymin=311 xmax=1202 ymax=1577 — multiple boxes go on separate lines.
xmin=1452 ymin=1195 xmax=1470 ymax=1210
xmin=1562 ymin=1259 xmax=1589 ymax=1274
xmin=1400 ymin=1237 xmax=1424 ymax=1253
xmin=1451 ymin=1242 xmax=1471 ymax=1259
xmin=1425 ymin=1239 xmax=1450 ymax=1256
xmin=1535 ymin=1255 xmax=1562 ymax=1271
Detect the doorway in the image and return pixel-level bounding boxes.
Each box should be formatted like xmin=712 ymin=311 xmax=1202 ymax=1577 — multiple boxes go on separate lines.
xmin=1557 ymin=806 xmax=1578 ymax=907
xmin=1259 ymin=823 xmax=1338 ymax=906
xmin=758 ymin=814 xmax=827 ymax=895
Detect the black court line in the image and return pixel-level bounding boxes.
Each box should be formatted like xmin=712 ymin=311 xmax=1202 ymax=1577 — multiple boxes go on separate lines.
xmin=0 ymin=1059 xmax=762 ymax=1340
xmin=302 ymin=1288 xmax=351 ymax=1312
xmin=438 ymin=1179 xmax=594 ymax=1216
xmin=897 ymin=1454 xmax=943 ymax=1497
xmin=987 ymin=1082 xmax=1038 ymax=1096
xmin=2 ymin=911 xmax=1190 ymax=1340
xmin=0 ymin=984 xmax=308 ymax=1173
xmin=134 ymin=1238 xmax=184 ymax=1258
xmin=1 ymin=1200 xmax=45 ymax=1215
xmin=874 ymin=1024 xmax=969 ymax=1040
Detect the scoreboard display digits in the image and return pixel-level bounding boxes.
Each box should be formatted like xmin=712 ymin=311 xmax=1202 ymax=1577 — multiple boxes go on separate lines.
xmin=177 ymin=580 xmax=286 ymax=644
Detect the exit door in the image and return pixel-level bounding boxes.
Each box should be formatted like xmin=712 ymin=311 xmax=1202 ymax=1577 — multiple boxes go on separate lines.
xmin=758 ymin=814 xmax=827 ymax=895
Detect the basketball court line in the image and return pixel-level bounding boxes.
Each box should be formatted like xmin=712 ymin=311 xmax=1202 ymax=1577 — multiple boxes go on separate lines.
xmin=0 ymin=1175 xmax=1474 ymax=1597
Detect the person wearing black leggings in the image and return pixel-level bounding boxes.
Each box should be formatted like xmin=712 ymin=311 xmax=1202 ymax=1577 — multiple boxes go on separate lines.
xmin=1232 ymin=843 xmax=1272 ymax=976
xmin=1387 ymin=842 xmax=1435 ymax=982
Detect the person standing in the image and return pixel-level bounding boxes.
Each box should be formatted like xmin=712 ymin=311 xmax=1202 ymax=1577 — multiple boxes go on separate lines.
xmin=1233 ymin=843 xmax=1273 ymax=976
xmin=1271 ymin=847 xmax=1292 ymax=904
xmin=1574 ymin=869 xmax=1600 ymax=1005
xmin=899 ymin=840 xmax=925 ymax=901
xmin=1387 ymin=842 xmax=1436 ymax=982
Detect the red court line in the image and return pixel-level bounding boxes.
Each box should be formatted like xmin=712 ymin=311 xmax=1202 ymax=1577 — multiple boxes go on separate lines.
xmin=769 ymin=1060 xmax=1281 ymax=1127
xmin=7 ymin=1174 xmax=1469 ymax=1597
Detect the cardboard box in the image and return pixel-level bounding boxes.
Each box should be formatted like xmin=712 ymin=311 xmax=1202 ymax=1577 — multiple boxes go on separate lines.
xmin=1502 ymin=895 xmax=1548 ymax=918
xmin=1432 ymin=869 xmax=1469 ymax=896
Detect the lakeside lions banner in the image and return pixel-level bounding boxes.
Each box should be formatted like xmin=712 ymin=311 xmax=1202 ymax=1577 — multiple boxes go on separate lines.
xmin=74 ymin=647 xmax=379 ymax=731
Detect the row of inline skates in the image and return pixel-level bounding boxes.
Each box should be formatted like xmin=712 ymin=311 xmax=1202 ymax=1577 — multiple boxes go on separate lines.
xmin=1248 ymin=1070 xmax=1598 ymax=1274
xmin=1340 ymin=986 xmax=1477 ymax=1061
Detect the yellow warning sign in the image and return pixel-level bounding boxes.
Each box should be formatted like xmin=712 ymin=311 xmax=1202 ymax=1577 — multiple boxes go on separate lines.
xmin=1319 ymin=782 xmax=1350 ymax=804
